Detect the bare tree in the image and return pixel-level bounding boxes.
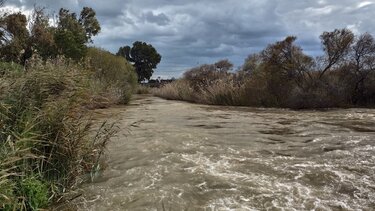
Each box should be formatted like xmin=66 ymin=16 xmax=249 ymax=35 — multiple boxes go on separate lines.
xmin=348 ymin=33 xmax=375 ymax=102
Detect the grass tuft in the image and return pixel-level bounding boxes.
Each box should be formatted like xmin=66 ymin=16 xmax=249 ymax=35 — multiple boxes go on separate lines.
xmin=0 ymin=53 xmax=136 ymax=209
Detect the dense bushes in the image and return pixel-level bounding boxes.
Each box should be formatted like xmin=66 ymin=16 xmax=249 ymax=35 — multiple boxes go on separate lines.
xmin=155 ymin=29 xmax=375 ymax=109
xmin=0 ymin=54 xmax=135 ymax=210
xmin=85 ymin=47 xmax=137 ymax=105
xmin=0 ymin=4 xmax=137 ymax=209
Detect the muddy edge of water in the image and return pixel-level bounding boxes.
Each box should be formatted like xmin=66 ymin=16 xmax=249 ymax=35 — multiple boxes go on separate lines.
xmin=77 ymin=95 xmax=375 ymax=210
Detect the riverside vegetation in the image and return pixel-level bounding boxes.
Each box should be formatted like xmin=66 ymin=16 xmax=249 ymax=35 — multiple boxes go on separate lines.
xmin=1 ymin=2 xmax=374 ymax=210
xmin=155 ymin=29 xmax=375 ymax=109
xmin=0 ymin=6 xmax=138 ymax=210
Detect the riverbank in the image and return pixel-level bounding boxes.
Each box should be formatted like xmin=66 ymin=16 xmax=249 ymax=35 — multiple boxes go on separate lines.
xmin=0 ymin=55 xmax=136 ymax=210
xmin=154 ymin=30 xmax=375 ymax=109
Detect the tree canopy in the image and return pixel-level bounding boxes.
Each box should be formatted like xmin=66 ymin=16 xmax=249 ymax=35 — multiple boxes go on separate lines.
xmin=54 ymin=7 xmax=100 ymax=60
xmin=0 ymin=6 xmax=100 ymax=63
xmin=0 ymin=13 xmax=29 ymax=63
xmin=117 ymin=41 xmax=161 ymax=82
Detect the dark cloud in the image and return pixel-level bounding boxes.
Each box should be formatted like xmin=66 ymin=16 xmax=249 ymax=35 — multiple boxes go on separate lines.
xmin=142 ymin=11 xmax=170 ymax=26
xmin=3 ymin=0 xmax=375 ymax=78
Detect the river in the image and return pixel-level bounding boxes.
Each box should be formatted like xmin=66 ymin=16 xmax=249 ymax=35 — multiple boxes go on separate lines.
xmin=77 ymin=95 xmax=375 ymax=210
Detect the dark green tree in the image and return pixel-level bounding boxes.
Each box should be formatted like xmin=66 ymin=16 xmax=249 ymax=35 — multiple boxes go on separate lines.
xmin=54 ymin=7 xmax=100 ymax=60
xmin=79 ymin=7 xmax=101 ymax=42
xmin=117 ymin=41 xmax=161 ymax=82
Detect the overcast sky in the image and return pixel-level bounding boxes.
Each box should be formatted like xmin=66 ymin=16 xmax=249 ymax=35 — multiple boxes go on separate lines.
xmin=3 ymin=0 xmax=375 ymax=78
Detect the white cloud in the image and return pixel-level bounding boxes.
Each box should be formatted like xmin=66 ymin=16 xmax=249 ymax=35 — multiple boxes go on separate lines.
xmin=357 ymin=1 xmax=374 ymax=8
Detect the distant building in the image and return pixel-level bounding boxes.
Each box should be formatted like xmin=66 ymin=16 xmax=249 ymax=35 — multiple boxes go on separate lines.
xmin=145 ymin=78 xmax=176 ymax=87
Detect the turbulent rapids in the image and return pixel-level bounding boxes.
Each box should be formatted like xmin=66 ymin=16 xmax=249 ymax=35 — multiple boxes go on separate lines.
xmin=78 ymin=95 xmax=375 ymax=210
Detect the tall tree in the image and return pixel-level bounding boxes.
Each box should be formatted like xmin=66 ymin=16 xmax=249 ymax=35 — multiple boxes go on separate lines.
xmin=117 ymin=41 xmax=161 ymax=82
xmin=319 ymin=28 xmax=354 ymax=78
xmin=0 ymin=6 xmax=100 ymax=63
xmin=0 ymin=12 xmax=29 ymax=63
xmin=28 ymin=7 xmax=56 ymax=60
xmin=54 ymin=7 xmax=100 ymax=60
xmin=347 ymin=33 xmax=375 ymax=103
xmin=79 ymin=7 xmax=101 ymax=43
xmin=260 ymin=36 xmax=314 ymax=88
xmin=241 ymin=36 xmax=314 ymax=106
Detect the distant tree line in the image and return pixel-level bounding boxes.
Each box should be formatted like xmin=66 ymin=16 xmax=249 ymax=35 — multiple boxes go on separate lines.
xmin=156 ymin=28 xmax=375 ymax=108
xmin=240 ymin=29 xmax=375 ymax=107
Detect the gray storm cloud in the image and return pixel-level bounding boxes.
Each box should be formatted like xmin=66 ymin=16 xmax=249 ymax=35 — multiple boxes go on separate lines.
xmin=4 ymin=0 xmax=375 ymax=78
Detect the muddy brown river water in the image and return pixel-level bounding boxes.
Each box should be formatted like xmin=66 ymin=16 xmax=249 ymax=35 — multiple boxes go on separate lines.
xmin=78 ymin=95 xmax=375 ymax=210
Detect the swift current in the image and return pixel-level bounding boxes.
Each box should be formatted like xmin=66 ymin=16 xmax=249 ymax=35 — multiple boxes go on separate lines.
xmin=78 ymin=96 xmax=375 ymax=210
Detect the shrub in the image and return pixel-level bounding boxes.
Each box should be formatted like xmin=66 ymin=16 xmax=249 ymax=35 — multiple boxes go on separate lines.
xmin=0 ymin=57 xmax=117 ymax=209
xmin=0 ymin=62 xmax=24 ymax=77
xmin=19 ymin=177 xmax=49 ymax=210
xmin=153 ymin=80 xmax=195 ymax=102
xmin=85 ymin=47 xmax=137 ymax=105
xmin=135 ymin=85 xmax=151 ymax=94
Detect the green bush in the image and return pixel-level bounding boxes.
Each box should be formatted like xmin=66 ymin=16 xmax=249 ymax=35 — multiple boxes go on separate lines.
xmin=19 ymin=177 xmax=49 ymax=210
xmin=0 ymin=62 xmax=24 ymax=77
xmin=0 ymin=57 xmax=117 ymax=209
xmin=86 ymin=47 xmax=137 ymax=105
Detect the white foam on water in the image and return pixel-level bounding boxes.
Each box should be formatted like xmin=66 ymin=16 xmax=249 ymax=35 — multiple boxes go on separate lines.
xmin=206 ymin=197 xmax=256 ymax=211
xmin=78 ymin=98 xmax=375 ymax=210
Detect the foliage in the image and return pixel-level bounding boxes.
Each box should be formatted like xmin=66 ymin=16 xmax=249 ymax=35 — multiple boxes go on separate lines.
xmin=19 ymin=177 xmax=49 ymax=210
xmin=319 ymin=29 xmax=354 ymax=79
xmin=0 ymin=57 xmax=119 ymax=210
xmin=183 ymin=59 xmax=233 ymax=91
xmin=155 ymin=28 xmax=375 ymax=109
xmin=54 ymin=7 xmax=100 ymax=60
xmin=0 ymin=12 xmax=29 ymax=63
xmin=0 ymin=6 xmax=100 ymax=63
xmin=153 ymin=79 xmax=195 ymax=101
xmin=0 ymin=5 xmax=134 ymax=210
xmin=117 ymin=41 xmax=161 ymax=82
xmin=86 ymin=47 xmax=137 ymax=105
xmin=0 ymin=61 xmax=23 ymax=77
xmin=79 ymin=7 xmax=101 ymax=43
xmin=29 ymin=8 xmax=57 ymax=60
